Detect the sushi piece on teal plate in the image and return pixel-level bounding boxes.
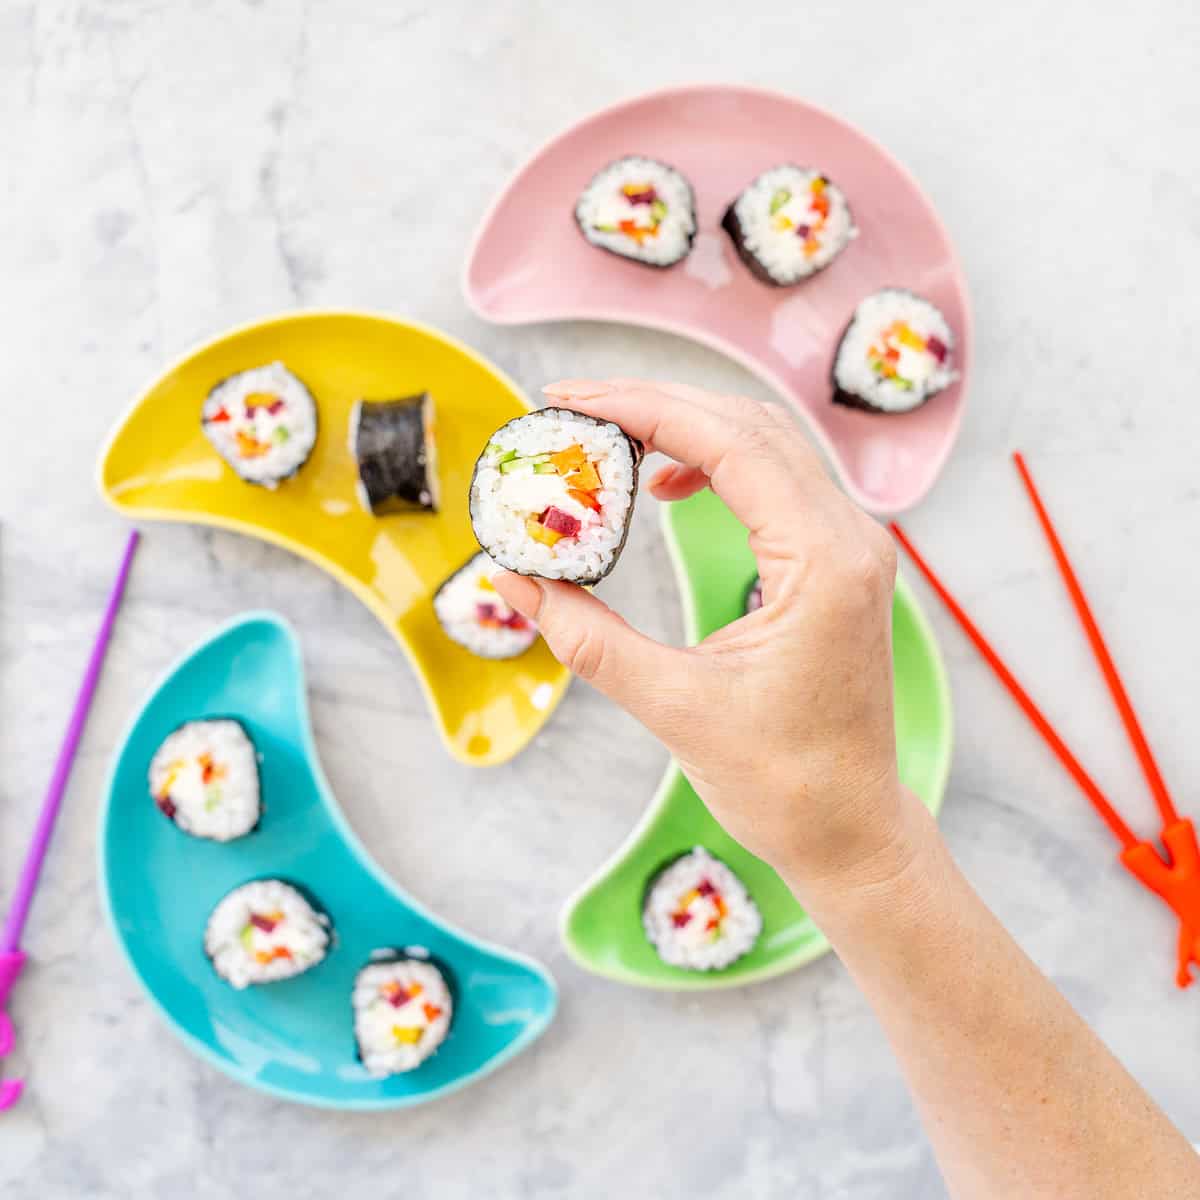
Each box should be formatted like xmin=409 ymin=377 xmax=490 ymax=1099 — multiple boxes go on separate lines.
xmin=99 ymin=611 xmax=556 ymax=1109
xmin=559 ymin=488 xmax=953 ymax=989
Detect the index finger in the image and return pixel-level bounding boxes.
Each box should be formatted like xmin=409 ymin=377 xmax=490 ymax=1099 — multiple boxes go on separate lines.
xmin=542 ymin=378 xmax=837 ymax=535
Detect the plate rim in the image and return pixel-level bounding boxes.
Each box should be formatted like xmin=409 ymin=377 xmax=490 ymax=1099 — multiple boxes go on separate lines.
xmin=94 ymin=308 xmax=572 ymax=768
xmin=97 ymin=609 xmax=559 ymax=1110
xmin=461 ymin=81 xmax=975 ymax=516
xmin=557 ymin=499 xmax=954 ymax=991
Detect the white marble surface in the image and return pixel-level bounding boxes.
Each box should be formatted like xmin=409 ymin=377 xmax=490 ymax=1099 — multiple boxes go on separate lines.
xmin=3 ymin=2 xmax=1200 ymax=1196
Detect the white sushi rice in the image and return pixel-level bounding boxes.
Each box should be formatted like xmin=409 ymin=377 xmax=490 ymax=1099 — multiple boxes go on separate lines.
xmin=834 ymin=289 xmax=958 ymax=413
xmin=434 ymin=551 xmax=539 ymax=659
xmin=726 ymin=165 xmax=855 ymax=283
xmin=643 ymin=848 xmax=762 ymax=971
xmin=575 ymin=156 xmax=696 ymax=267
xmin=205 ymin=880 xmax=331 ymax=989
xmin=148 ymin=718 xmax=260 ymax=841
xmin=353 ymin=956 xmax=454 ymax=1075
xmin=470 ymin=409 xmax=638 ymax=584
xmin=202 ymin=361 xmax=318 ymax=486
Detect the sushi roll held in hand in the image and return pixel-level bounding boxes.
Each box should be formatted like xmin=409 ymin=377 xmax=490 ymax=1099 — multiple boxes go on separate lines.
xmin=349 ymin=393 xmax=438 ymax=514
xmin=574 ymin=156 xmax=697 ymax=268
xmin=470 ymin=408 xmax=641 ymax=586
xmin=833 ymin=289 xmax=958 ymax=414
xmin=434 ymin=552 xmax=538 ymax=660
xmin=722 ymin=165 xmax=856 ymax=286
xmin=204 ymin=880 xmax=332 ymax=989
xmin=148 ymin=718 xmax=260 ymax=842
xmin=643 ymin=848 xmax=762 ymax=971
xmin=201 ymin=361 xmax=318 ymax=487
xmin=353 ymin=953 xmax=454 ymax=1076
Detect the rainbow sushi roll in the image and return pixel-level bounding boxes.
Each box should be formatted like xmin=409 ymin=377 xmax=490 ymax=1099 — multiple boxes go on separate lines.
xmin=349 ymin=393 xmax=438 ymax=514
xmin=722 ymin=165 xmax=856 ymax=286
xmin=833 ymin=289 xmax=958 ymax=414
xmin=643 ymin=848 xmax=762 ymax=971
xmin=201 ymin=361 xmax=318 ymax=487
xmin=575 ymin=156 xmax=697 ymax=268
xmin=434 ymin=551 xmax=538 ymax=659
xmin=148 ymin=718 xmax=260 ymax=842
xmin=204 ymin=879 xmax=332 ymax=989
xmin=352 ymin=951 xmax=454 ymax=1075
xmin=470 ymin=408 xmax=642 ymax=586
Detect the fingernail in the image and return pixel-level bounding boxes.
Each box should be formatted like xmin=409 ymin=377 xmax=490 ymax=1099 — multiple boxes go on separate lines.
xmin=491 ymin=572 xmax=544 ymax=618
xmin=543 ymin=379 xmax=614 ymax=401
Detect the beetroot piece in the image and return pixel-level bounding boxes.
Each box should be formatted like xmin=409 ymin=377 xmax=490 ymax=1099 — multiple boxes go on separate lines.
xmin=249 ymin=913 xmax=279 ymax=933
xmin=795 ymin=224 xmax=811 ymax=238
xmin=541 ymin=507 xmax=581 ymax=537
xmin=670 ymin=911 xmax=693 ymax=928
xmin=156 ymin=796 xmax=177 ymax=820
xmin=926 ymin=336 xmax=948 ymax=363
xmin=386 ymin=986 xmax=412 ymax=1009
xmin=624 ymin=187 xmax=658 ymax=206
xmin=696 ymin=879 xmax=716 ymax=897
xmin=476 ymin=603 xmax=497 ymax=623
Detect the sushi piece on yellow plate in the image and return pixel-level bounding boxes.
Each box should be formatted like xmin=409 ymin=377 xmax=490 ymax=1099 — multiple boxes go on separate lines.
xmin=97 ymin=311 xmax=570 ymax=767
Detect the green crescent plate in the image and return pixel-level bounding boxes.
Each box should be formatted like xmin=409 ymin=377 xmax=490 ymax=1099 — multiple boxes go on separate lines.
xmin=559 ymin=487 xmax=953 ymax=989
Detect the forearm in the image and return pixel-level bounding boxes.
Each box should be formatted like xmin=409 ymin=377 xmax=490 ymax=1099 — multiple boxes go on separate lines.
xmin=786 ymin=789 xmax=1200 ymax=1200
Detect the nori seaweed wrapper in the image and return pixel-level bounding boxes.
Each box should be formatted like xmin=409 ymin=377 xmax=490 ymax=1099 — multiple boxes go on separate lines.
xmin=351 ymin=394 xmax=437 ymax=514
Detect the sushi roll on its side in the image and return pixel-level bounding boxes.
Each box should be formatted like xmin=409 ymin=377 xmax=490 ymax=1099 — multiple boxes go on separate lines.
xmin=574 ymin=156 xmax=697 ymax=268
xmin=722 ymin=165 xmax=856 ymax=286
xmin=833 ymin=289 xmax=958 ymax=414
xmin=148 ymin=718 xmax=260 ymax=842
xmin=470 ymin=408 xmax=641 ymax=586
xmin=349 ymin=393 xmax=438 ymax=514
xmin=643 ymin=848 xmax=762 ymax=972
xmin=434 ymin=551 xmax=538 ymax=660
xmin=201 ymin=361 xmax=318 ymax=487
xmin=353 ymin=952 xmax=454 ymax=1076
xmin=204 ymin=879 xmax=332 ymax=989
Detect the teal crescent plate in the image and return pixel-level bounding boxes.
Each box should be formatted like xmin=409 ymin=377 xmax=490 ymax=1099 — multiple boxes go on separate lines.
xmin=559 ymin=488 xmax=953 ymax=989
xmin=99 ymin=612 xmax=557 ymax=1108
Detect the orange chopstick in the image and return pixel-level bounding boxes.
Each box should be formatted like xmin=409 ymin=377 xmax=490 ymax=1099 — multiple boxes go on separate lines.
xmin=889 ymin=521 xmax=1139 ymax=850
xmin=1011 ymin=452 xmax=1179 ymax=828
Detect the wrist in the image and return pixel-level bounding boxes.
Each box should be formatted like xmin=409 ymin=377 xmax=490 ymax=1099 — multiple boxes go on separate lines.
xmin=776 ymin=782 xmax=937 ymax=914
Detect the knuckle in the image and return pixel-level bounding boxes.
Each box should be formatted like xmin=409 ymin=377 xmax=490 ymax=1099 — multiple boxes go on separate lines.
xmin=734 ymin=424 xmax=775 ymax=457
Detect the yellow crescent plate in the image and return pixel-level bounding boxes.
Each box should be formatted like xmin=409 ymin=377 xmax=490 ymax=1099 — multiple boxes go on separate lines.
xmin=97 ymin=310 xmax=571 ymax=767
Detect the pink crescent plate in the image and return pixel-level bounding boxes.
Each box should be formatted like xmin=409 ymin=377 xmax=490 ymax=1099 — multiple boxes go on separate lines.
xmin=463 ymin=83 xmax=972 ymax=514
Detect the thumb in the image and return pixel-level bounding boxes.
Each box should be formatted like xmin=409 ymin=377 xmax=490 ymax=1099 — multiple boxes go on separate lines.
xmin=493 ymin=571 xmax=690 ymax=739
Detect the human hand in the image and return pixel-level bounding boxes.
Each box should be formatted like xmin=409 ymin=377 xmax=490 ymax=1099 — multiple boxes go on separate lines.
xmin=492 ymin=379 xmax=905 ymax=890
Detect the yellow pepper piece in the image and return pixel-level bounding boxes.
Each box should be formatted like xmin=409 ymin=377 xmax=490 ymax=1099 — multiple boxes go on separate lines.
xmin=526 ymin=518 xmax=563 ymax=547
xmin=893 ymin=322 xmax=928 ymax=352
xmin=392 ymin=1026 xmax=424 ymax=1045
xmin=477 ymin=576 xmax=495 ymax=592
xmin=810 ymin=176 xmax=826 ymax=194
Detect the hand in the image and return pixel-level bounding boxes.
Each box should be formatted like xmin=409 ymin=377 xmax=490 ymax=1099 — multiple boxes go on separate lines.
xmin=493 ymin=379 xmax=906 ymax=890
